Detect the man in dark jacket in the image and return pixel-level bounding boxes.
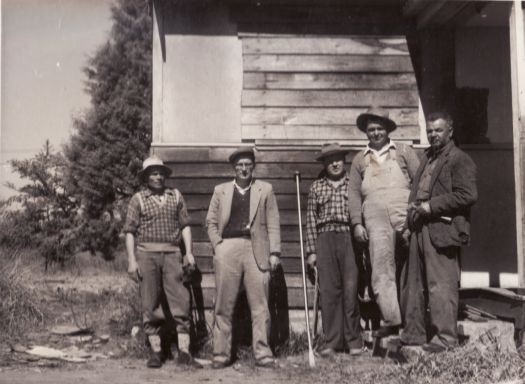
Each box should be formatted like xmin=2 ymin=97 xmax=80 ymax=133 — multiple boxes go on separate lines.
xmin=400 ymin=112 xmax=478 ymax=353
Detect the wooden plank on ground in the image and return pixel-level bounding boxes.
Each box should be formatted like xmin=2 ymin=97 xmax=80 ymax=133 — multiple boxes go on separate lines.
xmin=241 ymin=107 xmax=419 ymax=126
xmin=242 ymin=36 xmax=409 ymax=55
xmin=242 ymin=90 xmax=418 ymax=107
xmin=243 ymin=54 xmax=414 ymax=73
xmin=243 ymin=72 xmax=417 ymax=90
xmin=241 ymin=124 xmax=420 ymax=141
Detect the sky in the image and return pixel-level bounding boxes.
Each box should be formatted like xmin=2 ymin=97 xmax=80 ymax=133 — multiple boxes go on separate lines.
xmin=1 ymin=0 xmax=113 ymax=198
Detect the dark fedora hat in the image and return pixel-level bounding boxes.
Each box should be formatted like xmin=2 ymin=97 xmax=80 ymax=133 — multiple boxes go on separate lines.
xmin=316 ymin=142 xmax=350 ymax=162
xmin=138 ymin=155 xmax=172 ymax=180
xmin=228 ymin=146 xmax=255 ymax=164
xmin=356 ymin=107 xmax=397 ymax=133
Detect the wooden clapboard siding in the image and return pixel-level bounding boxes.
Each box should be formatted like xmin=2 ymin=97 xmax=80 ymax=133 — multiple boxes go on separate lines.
xmin=242 ymin=107 xmax=418 ymax=125
xmin=242 ymin=36 xmax=410 ymax=55
xmin=243 ymin=73 xmax=417 ymax=90
xmin=154 ymin=146 xmax=359 ymax=308
xmin=242 ymin=90 xmax=418 ymax=107
xmin=240 ymin=33 xmax=420 ymax=144
xmin=241 ymin=125 xmax=419 ymax=141
xmin=189 ymin=209 xmax=306 ymax=226
xmin=165 ymin=163 xmax=325 ymax=179
xmin=243 ymin=55 xmax=414 ymax=73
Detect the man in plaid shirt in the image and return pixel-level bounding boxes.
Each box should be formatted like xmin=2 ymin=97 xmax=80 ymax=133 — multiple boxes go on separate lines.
xmin=124 ymin=155 xmax=199 ymax=369
xmin=306 ymin=143 xmax=362 ymax=357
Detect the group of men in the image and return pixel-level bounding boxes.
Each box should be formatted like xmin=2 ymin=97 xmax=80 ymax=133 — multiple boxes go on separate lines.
xmin=124 ymin=107 xmax=477 ymax=368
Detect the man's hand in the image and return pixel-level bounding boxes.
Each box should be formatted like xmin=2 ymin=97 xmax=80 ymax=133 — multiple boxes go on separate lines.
xmin=306 ymin=253 xmax=317 ymax=268
xmin=184 ymin=252 xmax=196 ymax=267
xmin=354 ymin=224 xmax=369 ymax=243
xmin=127 ymin=260 xmax=142 ymax=282
xmin=401 ymin=228 xmax=411 ymax=248
xmin=269 ymin=255 xmax=281 ymax=271
xmin=414 ymin=201 xmax=431 ymax=217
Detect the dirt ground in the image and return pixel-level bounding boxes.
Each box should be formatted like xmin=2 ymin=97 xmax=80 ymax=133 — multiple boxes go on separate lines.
xmin=0 ymin=349 xmax=390 ymax=384
xmin=0 ymin=255 xmax=392 ymax=384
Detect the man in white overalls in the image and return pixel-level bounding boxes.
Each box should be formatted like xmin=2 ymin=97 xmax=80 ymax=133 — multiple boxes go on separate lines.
xmin=348 ymin=107 xmax=420 ymax=338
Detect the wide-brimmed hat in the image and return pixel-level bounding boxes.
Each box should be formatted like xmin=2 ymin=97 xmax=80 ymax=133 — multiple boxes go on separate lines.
xmin=356 ymin=107 xmax=397 ymax=133
xmin=316 ymin=142 xmax=350 ymax=162
xmin=138 ymin=155 xmax=172 ymax=180
xmin=228 ymin=146 xmax=255 ymax=164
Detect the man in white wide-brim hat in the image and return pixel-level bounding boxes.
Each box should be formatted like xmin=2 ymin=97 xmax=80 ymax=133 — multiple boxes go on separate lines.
xmin=124 ymin=155 xmax=199 ymax=368
xmin=348 ymin=107 xmax=420 ymax=339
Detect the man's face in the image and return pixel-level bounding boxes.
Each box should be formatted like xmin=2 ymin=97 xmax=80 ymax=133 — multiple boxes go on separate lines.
xmin=365 ymin=121 xmax=389 ymax=149
xmin=323 ymin=154 xmax=346 ymax=178
xmin=233 ymin=155 xmax=255 ymax=183
xmin=427 ymin=118 xmax=453 ymax=151
xmin=147 ymin=168 xmax=166 ymax=191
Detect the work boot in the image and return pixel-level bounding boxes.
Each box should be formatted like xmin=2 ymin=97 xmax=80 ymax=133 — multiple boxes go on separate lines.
xmin=147 ymin=351 xmax=163 ymax=368
xmin=372 ymin=325 xmax=399 ymax=338
xmin=146 ymin=335 xmax=163 ymax=368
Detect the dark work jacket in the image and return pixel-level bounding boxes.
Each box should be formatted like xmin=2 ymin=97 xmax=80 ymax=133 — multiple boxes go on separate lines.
xmin=408 ymin=141 xmax=478 ymax=248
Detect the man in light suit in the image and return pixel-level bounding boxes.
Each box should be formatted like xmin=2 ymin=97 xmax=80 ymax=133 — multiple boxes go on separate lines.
xmin=400 ymin=112 xmax=477 ymax=353
xmin=206 ymin=147 xmax=281 ymax=368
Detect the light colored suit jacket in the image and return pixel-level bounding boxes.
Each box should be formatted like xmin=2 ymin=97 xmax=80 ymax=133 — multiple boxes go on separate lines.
xmin=205 ymin=179 xmax=281 ymax=271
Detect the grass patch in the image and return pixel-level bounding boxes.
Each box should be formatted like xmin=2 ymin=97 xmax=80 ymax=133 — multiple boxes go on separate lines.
xmin=312 ymin=339 xmax=525 ymax=384
xmin=0 ymin=248 xmax=47 ymax=341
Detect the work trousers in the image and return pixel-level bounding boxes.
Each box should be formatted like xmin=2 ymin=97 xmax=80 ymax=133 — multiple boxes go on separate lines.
xmin=362 ymin=197 xmax=405 ymax=326
xmin=317 ymin=231 xmax=362 ymax=350
xmin=400 ymin=225 xmax=460 ymax=347
xmin=213 ymin=238 xmax=272 ymax=363
xmin=136 ymin=249 xmax=190 ymax=336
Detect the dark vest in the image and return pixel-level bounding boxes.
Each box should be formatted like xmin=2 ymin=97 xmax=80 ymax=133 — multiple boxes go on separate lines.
xmin=222 ymin=187 xmax=251 ymax=238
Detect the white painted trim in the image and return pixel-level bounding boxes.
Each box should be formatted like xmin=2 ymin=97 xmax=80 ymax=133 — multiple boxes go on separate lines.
xmin=499 ymin=273 xmax=519 ymax=288
xmin=460 ymin=272 xmax=490 ymax=288
xmin=509 ymin=1 xmax=525 ymax=287
xmin=152 ymin=0 xmax=164 ymax=145
xmin=418 ymin=97 xmax=428 ymax=145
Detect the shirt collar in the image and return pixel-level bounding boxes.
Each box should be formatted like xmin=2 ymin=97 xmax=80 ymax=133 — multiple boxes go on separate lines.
xmin=365 ymin=140 xmax=396 ymax=156
xmin=233 ymin=179 xmax=253 ymax=195
xmin=144 ymin=188 xmax=174 ymax=197
xmin=426 ymin=141 xmax=453 ymax=160
xmin=323 ymin=172 xmax=349 ymax=186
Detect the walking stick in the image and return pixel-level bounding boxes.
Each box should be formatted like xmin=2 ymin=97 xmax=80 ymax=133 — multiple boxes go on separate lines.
xmin=312 ymin=266 xmax=320 ymax=340
xmin=294 ymin=171 xmax=316 ymax=368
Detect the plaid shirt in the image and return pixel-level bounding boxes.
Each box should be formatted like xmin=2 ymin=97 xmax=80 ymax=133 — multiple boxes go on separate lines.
xmin=306 ymin=174 xmax=351 ymax=255
xmin=123 ymin=188 xmax=190 ymax=245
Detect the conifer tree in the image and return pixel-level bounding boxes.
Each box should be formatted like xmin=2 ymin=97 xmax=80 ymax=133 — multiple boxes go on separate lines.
xmin=1 ymin=141 xmax=79 ymax=268
xmin=64 ymin=0 xmax=152 ymax=259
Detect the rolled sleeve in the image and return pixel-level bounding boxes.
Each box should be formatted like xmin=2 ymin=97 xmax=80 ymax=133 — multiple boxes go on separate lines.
xmin=177 ymin=193 xmax=191 ymax=229
xmin=123 ymin=194 xmax=141 ymax=235
xmin=305 ymin=188 xmax=318 ymax=255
